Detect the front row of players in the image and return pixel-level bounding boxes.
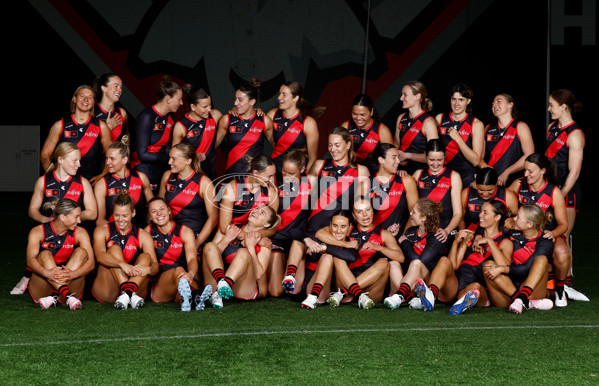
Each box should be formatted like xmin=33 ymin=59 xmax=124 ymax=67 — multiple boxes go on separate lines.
xmin=27 ymin=192 xmax=560 ymax=316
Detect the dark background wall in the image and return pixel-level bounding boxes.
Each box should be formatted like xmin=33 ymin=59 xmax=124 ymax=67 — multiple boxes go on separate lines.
xmin=3 ymin=0 xmax=597 ymax=201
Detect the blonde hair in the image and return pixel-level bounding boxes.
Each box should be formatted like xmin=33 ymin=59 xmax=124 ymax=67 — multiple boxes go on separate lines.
xmin=404 ymin=80 xmax=433 ymax=112
xmin=70 ymin=85 xmax=95 ymax=114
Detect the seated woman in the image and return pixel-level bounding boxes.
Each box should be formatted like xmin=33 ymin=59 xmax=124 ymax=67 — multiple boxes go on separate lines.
xmin=145 ymin=197 xmax=212 ymax=311
xmin=26 ymin=198 xmax=94 ymax=310
xmin=384 ymin=198 xmax=446 ymax=309
xmin=317 ymin=196 xmax=404 ymax=309
xmin=483 ymin=205 xmax=555 ymax=314
xmin=91 ymin=191 xmax=158 ymax=310
xmin=201 ymin=206 xmax=280 ymax=308
xmin=412 ymin=200 xmax=512 ymax=314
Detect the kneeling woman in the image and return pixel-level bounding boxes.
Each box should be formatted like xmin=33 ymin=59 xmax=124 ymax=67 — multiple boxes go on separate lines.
xmin=384 ymin=198 xmax=446 ymax=309
xmin=26 ymin=198 xmax=94 ymax=310
xmin=91 ymin=192 xmax=158 ymax=309
xmin=317 ymin=196 xmax=404 ymax=309
xmin=413 ymin=200 xmax=512 ymax=314
xmin=202 ymin=206 xmax=280 ymax=307
xmin=483 ymin=205 xmax=554 ymax=314
xmin=146 ymin=197 xmax=212 ymax=311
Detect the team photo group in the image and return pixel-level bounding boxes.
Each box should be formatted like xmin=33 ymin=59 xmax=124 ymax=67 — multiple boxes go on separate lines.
xmin=16 ymin=72 xmax=589 ymax=316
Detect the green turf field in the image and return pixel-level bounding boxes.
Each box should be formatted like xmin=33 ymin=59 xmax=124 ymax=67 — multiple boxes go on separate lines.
xmin=1 ymin=193 xmax=597 ymax=385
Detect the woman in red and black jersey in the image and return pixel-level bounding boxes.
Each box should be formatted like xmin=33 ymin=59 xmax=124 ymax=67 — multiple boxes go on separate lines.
xmin=172 ymin=85 xmax=223 ymax=181
xmin=435 ymin=84 xmax=485 ymax=187
xmin=483 ymin=205 xmax=554 ymax=314
xmin=394 ymin=81 xmax=439 ymax=174
xmin=215 ymin=78 xmax=273 ymax=177
xmin=94 ymin=141 xmax=153 ymax=228
xmin=133 ymin=77 xmax=183 ymax=192
xmin=267 ymin=81 xmax=323 ymax=173
xmin=41 ymin=85 xmax=112 ymax=184
xmin=340 ymin=93 xmax=393 ymax=174
xmin=480 ymin=93 xmax=534 ymax=186
xmin=93 ymin=73 xmax=129 ymax=144
xmin=159 ymin=142 xmax=218 ymax=250
xmin=26 ymin=198 xmax=94 ymax=310
xmin=91 ymin=192 xmax=157 ymax=309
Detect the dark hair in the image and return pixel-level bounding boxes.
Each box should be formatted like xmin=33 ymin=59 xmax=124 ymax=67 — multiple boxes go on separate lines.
xmin=283 ymin=148 xmax=308 ymax=171
xmin=450 ymin=83 xmax=474 ymax=113
xmin=495 ymin=93 xmax=518 ymax=119
xmin=330 ymin=126 xmax=357 ymax=167
xmin=283 ymin=81 xmax=325 ymax=119
xmin=330 ymin=209 xmax=353 ymax=225
xmin=113 ymin=190 xmax=135 ymax=212
xmin=93 ymin=73 xmax=120 ymax=101
xmin=371 ymin=142 xmax=396 ymax=166
xmin=351 ymin=93 xmax=381 ymax=121
xmin=404 ymin=81 xmax=433 ymax=112
xmin=550 ymin=89 xmax=583 ymax=113
xmin=486 ymin=199 xmax=511 ymax=228
xmin=476 ymin=167 xmax=498 ymax=186
xmin=238 ymin=78 xmax=261 ymax=101
xmin=425 ymin=138 xmax=446 ymax=155
xmin=182 ymin=84 xmax=210 ymax=105
xmin=525 ymin=153 xmax=558 ymax=186
xmin=147 ymin=197 xmax=171 ymax=223
xmin=156 ymin=76 xmax=182 ymax=101
xmin=416 ymin=197 xmax=443 ymax=234
xmin=245 ymin=154 xmax=275 ymax=173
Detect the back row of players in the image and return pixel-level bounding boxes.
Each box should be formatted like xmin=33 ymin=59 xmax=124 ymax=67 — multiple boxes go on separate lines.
xmin=20 ymin=74 xmax=586 ymax=313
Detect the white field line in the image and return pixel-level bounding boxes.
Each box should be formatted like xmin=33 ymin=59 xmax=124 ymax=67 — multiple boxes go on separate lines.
xmin=1 ymin=324 xmax=598 ymax=347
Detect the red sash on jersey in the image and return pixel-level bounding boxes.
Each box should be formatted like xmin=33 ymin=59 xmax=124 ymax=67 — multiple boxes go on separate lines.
xmin=278 ymin=179 xmax=310 ymax=230
xmin=442 ymin=115 xmax=472 ymax=163
xmin=226 ymin=113 xmax=264 ymax=170
xmin=486 ymin=120 xmax=518 ymax=167
xmin=309 ymin=167 xmax=358 ymax=218
xmin=511 ymin=231 xmax=542 ymax=265
xmin=419 ymin=169 xmax=452 ymax=202
xmin=148 ymin=107 xmax=173 ymax=153
xmin=62 ymin=115 xmax=102 ymax=157
xmin=271 ymin=113 xmax=304 ymax=160
xmin=166 ymin=173 xmax=201 ymax=217
xmin=545 ymin=129 xmax=568 ymax=159
xmin=372 ymin=175 xmax=405 ymax=224
xmin=399 ymin=112 xmax=425 ymax=151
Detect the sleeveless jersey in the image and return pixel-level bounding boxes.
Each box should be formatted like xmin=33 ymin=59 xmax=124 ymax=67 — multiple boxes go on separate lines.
xmin=95 ymin=104 xmax=125 ymax=143
xmin=274 ymin=173 xmax=311 ymax=240
xmin=179 ymin=113 xmax=217 ymax=180
xmin=348 ymin=224 xmax=384 ymax=271
xmin=164 ymin=171 xmax=207 ymax=235
xmin=484 ymin=119 xmax=522 ymax=176
xmin=416 ymin=167 xmax=455 ymax=228
xmin=348 ymin=119 xmax=382 ymax=163
xmin=59 ymin=115 xmax=103 ymax=179
xmin=103 ymin=169 xmax=145 ymax=222
xmin=229 ymin=175 xmax=271 ymax=226
xmin=39 ymin=222 xmax=77 ymax=265
xmin=369 ymin=173 xmax=408 ymax=232
xmin=106 ymin=222 xmax=141 ymax=264
xmin=308 ymin=159 xmax=360 ymax=231
xmin=460 ymin=230 xmax=510 ymax=267
xmin=41 ymin=172 xmax=85 ymax=216
xmin=545 ymin=121 xmax=585 ymax=186
xmin=515 ymin=179 xmax=558 ymax=231
xmin=222 ymin=112 xmax=265 ymax=175
xmin=463 ymin=186 xmax=508 ymax=231
xmin=400 ymin=226 xmax=445 ymax=269
xmin=509 ymin=229 xmax=554 ymax=266
xmin=271 ymin=109 xmax=306 ymax=172
xmin=439 ymin=112 xmax=477 ymax=186
xmin=150 ymin=222 xmax=187 ymax=270
xmin=222 ymin=238 xmax=262 ymax=266
xmin=397 ymin=111 xmax=432 ymax=172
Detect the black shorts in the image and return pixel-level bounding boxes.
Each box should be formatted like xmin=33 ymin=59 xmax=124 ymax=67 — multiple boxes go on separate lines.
xmin=564 ymin=182 xmax=581 ymax=212
xmin=455 ymin=263 xmax=485 ymax=294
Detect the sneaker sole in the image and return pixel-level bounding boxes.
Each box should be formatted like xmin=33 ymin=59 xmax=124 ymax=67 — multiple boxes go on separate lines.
xmin=327 ymin=298 xmax=340 ymax=308
xmin=360 ymin=300 xmax=374 ymax=310
xmin=114 ymin=302 xmax=128 ymax=310
xmin=415 ymin=280 xmax=433 ymax=312
xmin=131 ymin=298 xmax=145 ymax=309
xmin=218 ymin=285 xmax=234 ymax=300
xmin=195 ymin=285 xmax=213 ymax=311
xmin=178 ymin=279 xmax=192 ymax=312
xmin=282 ymin=280 xmax=295 ymax=294
xmin=449 ymin=290 xmax=479 ymax=315
xmin=383 ymin=299 xmax=399 ymax=310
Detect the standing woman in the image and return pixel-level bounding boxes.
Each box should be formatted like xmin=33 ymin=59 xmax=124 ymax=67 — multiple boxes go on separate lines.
xmin=94 ymin=140 xmax=154 ymax=228
xmin=394 ymin=81 xmax=439 ymax=174
xmin=384 ymin=198 xmax=446 ymax=309
xmin=413 ymin=139 xmax=463 ymax=244
xmin=40 ymin=85 xmax=112 ymax=184
xmin=267 ymin=81 xmax=323 ymax=173
xmin=479 ymin=93 xmax=535 ymax=186
xmin=215 ymin=78 xmax=274 ymax=177
xmin=26 ymin=198 xmax=94 ymax=310
xmin=171 ymin=85 xmax=223 ymax=181
xmin=91 ymin=192 xmax=158 ymax=309
xmin=483 ymin=205 xmax=555 ymax=314
xmin=133 ymin=76 xmax=183 ymax=192
xmin=545 ymin=89 xmax=585 ymax=297
xmin=435 ymin=84 xmax=485 ymax=187
xmin=159 ymin=142 xmax=219 ymax=250
xmin=146 ymin=197 xmax=212 ymax=311
xmin=340 ymin=94 xmax=393 ymax=174
xmin=460 ymin=167 xmax=518 ymax=231
xmin=508 ymin=153 xmax=571 ymax=306
xmin=93 ymin=73 xmax=129 ymax=144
